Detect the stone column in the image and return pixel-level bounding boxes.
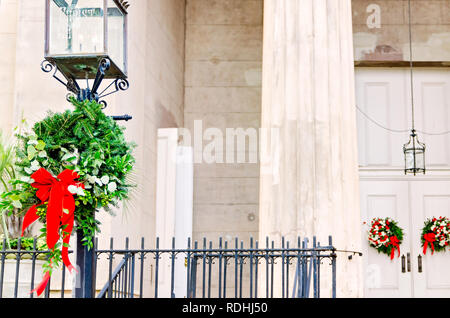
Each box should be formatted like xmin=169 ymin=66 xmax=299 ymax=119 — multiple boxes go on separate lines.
xmin=259 ymin=0 xmax=363 ymax=297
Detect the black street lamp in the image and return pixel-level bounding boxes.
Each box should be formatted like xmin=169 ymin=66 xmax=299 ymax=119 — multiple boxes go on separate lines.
xmin=42 ymin=0 xmax=131 ymax=298
xmin=42 ymin=0 xmax=131 ymax=121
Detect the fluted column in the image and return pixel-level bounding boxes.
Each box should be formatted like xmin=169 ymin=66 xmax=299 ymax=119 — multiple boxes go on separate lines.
xmin=259 ymin=0 xmax=363 ymax=297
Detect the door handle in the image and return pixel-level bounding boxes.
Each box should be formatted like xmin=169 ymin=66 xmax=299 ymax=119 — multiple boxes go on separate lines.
xmin=418 ymin=255 xmax=423 ymax=273
xmin=407 ymin=253 xmax=411 ymax=272
xmin=401 ymin=254 xmax=406 ymax=273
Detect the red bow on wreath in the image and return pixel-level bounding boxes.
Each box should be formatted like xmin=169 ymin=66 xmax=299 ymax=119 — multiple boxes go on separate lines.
xmin=423 ymin=233 xmax=436 ymax=255
xmin=387 ymin=236 xmax=401 ymax=260
xmin=21 ymin=168 xmax=83 ymax=295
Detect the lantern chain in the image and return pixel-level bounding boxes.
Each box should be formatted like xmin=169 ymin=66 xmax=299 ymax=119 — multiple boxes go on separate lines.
xmin=408 ymin=0 xmax=415 ymax=132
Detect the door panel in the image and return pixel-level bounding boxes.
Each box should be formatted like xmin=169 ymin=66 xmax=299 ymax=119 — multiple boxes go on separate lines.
xmin=360 ymin=180 xmax=411 ymax=298
xmin=410 ymin=181 xmax=450 ymax=298
xmin=355 ymin=69 xmax=409 ymax=168
xmin=413 ymin=70 xmax=450 ymax=167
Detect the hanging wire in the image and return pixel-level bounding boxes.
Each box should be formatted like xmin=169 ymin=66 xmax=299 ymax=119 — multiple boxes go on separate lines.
xmin=356 ymin=105 xmax=409 ymax=134
xmin=417 ymin=129 xmax=450 ymax=136
xmin=356 ymin=106 xmax=450 ymax=136
xmin=408 ymin=0 xmax=415 ymax=132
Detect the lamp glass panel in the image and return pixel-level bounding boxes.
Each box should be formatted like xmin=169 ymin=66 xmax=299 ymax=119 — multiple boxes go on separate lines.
xmin=107 ymin=0 xmax=125 ymax=72
xmin=405 ymin=150 xmax=415 ymax=170
xmin=49 ymin=0 xmax=105 ymax=56
xmin=415 ymin=150 xmax=425 ymax=170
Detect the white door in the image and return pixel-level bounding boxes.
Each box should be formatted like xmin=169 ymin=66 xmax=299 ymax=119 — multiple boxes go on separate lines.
xmin=356 ymin=68 xmax=450 ymax=298
xmin=359 ymin=180 xmax=412 ymax=298
xmin=410 ymin=181 xmax=450 ymax=298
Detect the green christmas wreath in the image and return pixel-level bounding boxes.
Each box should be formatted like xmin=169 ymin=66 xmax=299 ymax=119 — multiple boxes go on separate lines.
xmin=367 ymin=217 xmax=404 ymax=260
xmin=0 ymin=97 xmax=135 ymax=294
xmin=421 ymin=217 xmax=450 ymax=255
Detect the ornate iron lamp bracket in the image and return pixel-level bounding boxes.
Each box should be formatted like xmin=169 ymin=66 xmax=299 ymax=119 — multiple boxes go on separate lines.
xmin=41 ymin=60 xmax=80 ymax=95
xmin=41 ymin=58 xmax=132 ymax=121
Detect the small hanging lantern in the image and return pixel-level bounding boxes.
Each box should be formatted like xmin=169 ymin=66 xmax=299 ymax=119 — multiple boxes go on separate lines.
xmin=403 ymin=0 xmax=425 ymax=175
xmin=403 ymin=130 xmax=426 ymax=175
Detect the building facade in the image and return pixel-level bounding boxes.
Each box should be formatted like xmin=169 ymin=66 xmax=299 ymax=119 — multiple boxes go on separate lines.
xmin=0 ymin=0 xmax=449 ymax=298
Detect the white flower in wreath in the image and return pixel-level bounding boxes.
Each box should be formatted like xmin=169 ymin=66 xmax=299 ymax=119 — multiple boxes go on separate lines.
xmin=20 ymin=176 xmax=34 ymax=184
xmin=100 ymin=175 xmax=110 ymax=185
xmin=107 ymin=182 xmax=117 ymax=193
xmin=68 ymin=185 xmax=85 ymax=197
xmin=61 ymin=151 xmax=79 ymax=165
xmin=94 ymin=177 xmax=103 ymax=186
xmin=31 ymin=160 xmax=40 ymax=170
xmin=86 ymin=175 xmax=96 ymax=184
xmin=24 ymin=160 xmax=41 ymax=174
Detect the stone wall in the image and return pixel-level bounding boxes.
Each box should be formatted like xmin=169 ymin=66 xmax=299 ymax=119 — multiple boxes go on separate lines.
xmin=184 ymin=0 xmax=263 ymax=246
xmin=353 ymin=0 xmax=450 ymax=63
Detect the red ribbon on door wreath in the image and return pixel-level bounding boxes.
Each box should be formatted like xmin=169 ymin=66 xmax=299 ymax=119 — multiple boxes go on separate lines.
xmin=387 ymin=236 xmax=401 ymax=260
xmin=21 ymin=168 xmax=83 ymax=295
xmin=423 ymin=233 xmax=436 ymax=255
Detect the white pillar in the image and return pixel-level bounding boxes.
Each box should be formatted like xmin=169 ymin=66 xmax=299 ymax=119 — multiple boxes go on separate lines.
xmin=259 ymin=0 xmax=363 ymax=297
xmin=155 ymin=129 xmax=194 ymax=298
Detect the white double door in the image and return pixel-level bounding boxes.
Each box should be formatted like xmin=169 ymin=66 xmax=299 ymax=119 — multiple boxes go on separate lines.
xmin=360 ymin=179 xmax=450 ymax=298
xmin=356 ymin=67 xmax=450 ymax=298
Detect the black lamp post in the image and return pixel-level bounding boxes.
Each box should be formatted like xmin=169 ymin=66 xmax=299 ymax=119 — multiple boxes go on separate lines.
xmin=42 ymin=0 xmax=131 ymax=121
xmin=42 ymin=0 xmax=131 ymax=298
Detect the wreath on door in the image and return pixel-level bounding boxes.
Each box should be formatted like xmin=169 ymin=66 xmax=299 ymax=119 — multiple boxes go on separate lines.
xmin=367 ymin=217 xmax=404 ymax=260
xmin=421 ymin=217 xmax=450 ymax=255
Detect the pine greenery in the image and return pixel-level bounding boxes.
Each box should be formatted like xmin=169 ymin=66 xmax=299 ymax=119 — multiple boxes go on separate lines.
xmin=1 ymin=98 xmax=136 ymax=254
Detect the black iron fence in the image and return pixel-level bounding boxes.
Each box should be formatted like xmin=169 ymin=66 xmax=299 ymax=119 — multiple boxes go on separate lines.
xmin=0 ymin=236 xmax=339 ymax=299
xmin=0 ymin=238 xmax=72 ymax=298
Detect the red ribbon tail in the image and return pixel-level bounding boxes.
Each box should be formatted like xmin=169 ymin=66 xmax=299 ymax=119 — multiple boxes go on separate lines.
xmin=390 ymin=245 xmax=400 ymax=260
xmin=46 ymin=185 xmax=64 ymax=249
xmin=61 ymin=213 xmax=75 ymax=272
xmin=423 ymin=234 xmax=436 ymax=255
xmin=31 ymin=272 xmax=51 ymax=296
xmin=61 ymin=246 xmax=75 ymax=273
xmin=21 ymin=205 xmax=40 ymax=237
